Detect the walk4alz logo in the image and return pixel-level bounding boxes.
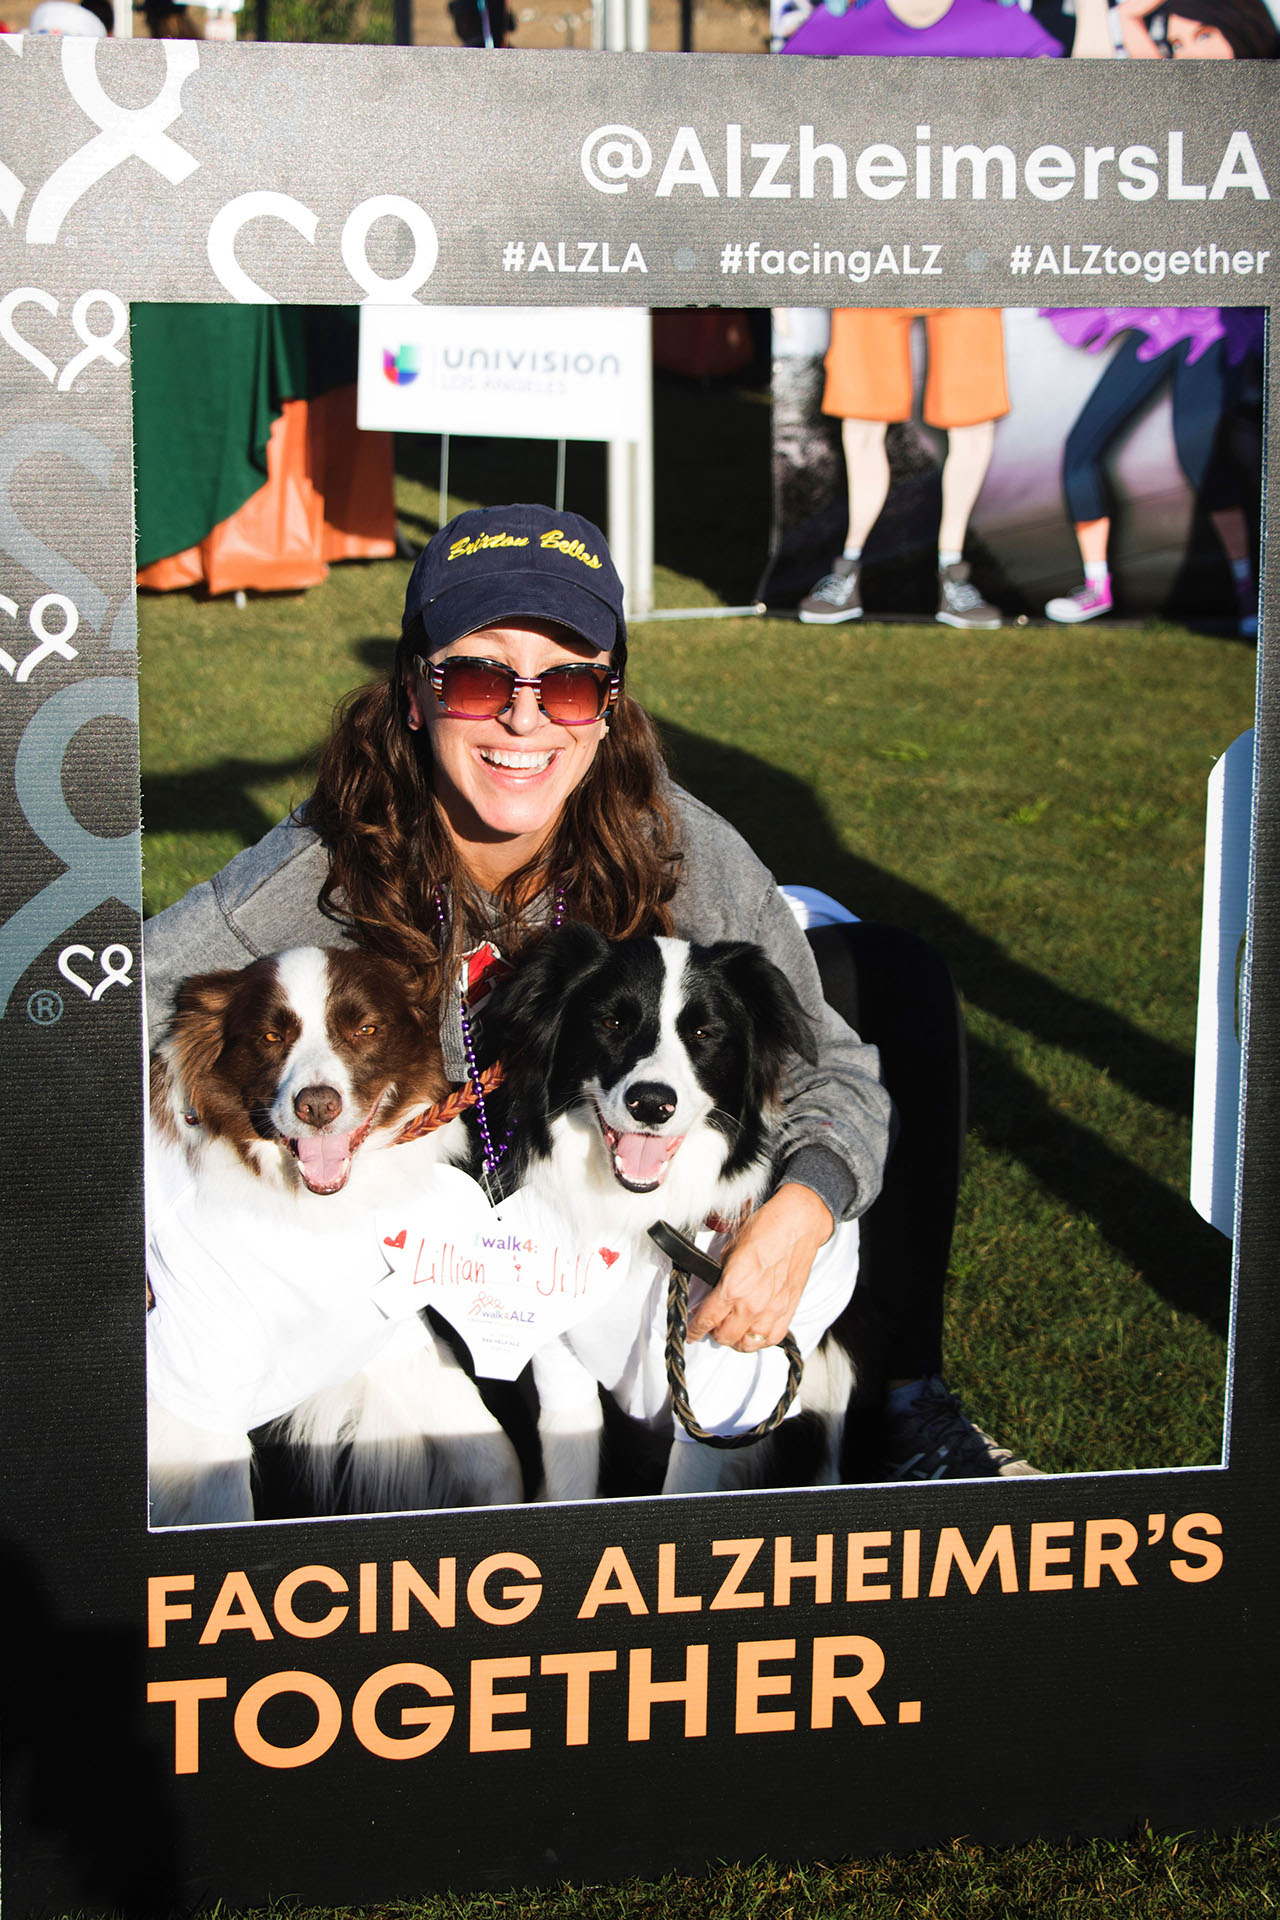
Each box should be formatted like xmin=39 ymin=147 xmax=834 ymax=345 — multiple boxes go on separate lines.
xmin=372 ymin=1167 xmax=633 ymax=1380
xmin=578 ymin=120 xmax=1270 ymax=206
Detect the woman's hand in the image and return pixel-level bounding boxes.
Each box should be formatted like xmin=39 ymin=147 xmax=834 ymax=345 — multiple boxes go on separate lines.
xmin=686 ymin=1182 xmax=833 ymax=1353
xmin=1070 ymin=0 xmax=1119 ymax=57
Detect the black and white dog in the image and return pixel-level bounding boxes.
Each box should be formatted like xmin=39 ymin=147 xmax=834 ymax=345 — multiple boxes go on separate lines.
xmin=477 ymin=926 xmax=857 ymax=1500
xmin=146 ymin=947 xmax=523 ymax=1526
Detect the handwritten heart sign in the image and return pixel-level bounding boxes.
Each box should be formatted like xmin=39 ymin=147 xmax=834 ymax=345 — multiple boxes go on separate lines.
xmin=372 ymin=1165 xmax=633 ymax=1380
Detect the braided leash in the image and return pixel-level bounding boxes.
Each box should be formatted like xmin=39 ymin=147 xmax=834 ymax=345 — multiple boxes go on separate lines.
xmin=655 ymin=1226 xmax=805 ymax=1449
xmin=394 ymin=1062 xmax=505 ymax=1143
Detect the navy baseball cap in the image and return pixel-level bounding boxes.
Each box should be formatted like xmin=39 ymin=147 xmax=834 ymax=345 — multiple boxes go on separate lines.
xmin=403 ymin=503 xmax=626 ymax=654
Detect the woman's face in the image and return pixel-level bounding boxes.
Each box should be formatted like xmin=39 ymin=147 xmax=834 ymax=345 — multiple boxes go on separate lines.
xmin=1166 ymin=13 xmax=1236 ymax=55
xmin=406 ymin=619 xmax=612 ymax=888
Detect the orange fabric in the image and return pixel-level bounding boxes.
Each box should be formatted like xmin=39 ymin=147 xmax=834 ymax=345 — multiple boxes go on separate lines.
xmin=137 ymin=386 xmax=396 ymax=596
xmin=822 ymin=309 xmax=1009 ymax=429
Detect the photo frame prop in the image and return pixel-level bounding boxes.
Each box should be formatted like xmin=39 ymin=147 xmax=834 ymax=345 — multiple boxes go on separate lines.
xmin=1 ymin=37 xmax=1277 ymax=1912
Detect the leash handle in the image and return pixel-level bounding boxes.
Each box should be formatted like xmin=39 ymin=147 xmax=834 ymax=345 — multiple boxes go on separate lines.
xmin=649 ymin=1221 xmax=804 ymax=1450
xmin=648 ymin=1218 xmax=724 ymax=1288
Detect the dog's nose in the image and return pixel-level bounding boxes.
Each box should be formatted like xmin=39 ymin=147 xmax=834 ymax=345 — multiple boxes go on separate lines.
xmin=293 ymin=1083 xmax=343 ymax=1128
xmin=624 ymin=1081 xmax=678 ymax=1126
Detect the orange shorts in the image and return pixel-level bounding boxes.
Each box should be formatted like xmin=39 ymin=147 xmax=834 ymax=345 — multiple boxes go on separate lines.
xmin=822 ymin=308 xmax=1008 ymax=429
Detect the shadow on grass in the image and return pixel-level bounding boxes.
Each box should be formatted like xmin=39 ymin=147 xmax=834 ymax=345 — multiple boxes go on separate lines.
xmin=141 ymin=637 xmax=401 ymax=847
xmin=142 ymin=752 xmax=314 ymax=849
xmin=657 ymin=717 xmax=1231 ymax=1338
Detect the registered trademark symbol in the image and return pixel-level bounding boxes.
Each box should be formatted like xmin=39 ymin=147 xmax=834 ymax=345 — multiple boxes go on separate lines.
xmin=27 ymin=989 xmax=64 ymax=1025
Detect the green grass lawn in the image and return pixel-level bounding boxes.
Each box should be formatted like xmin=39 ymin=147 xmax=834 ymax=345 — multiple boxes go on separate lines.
xmin=119 ymin=1826 xmax=1278 ymax=1917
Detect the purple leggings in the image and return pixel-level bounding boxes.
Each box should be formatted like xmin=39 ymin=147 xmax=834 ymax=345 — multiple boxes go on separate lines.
xmin=1062 ymin=335 xmax=1228 ymax=525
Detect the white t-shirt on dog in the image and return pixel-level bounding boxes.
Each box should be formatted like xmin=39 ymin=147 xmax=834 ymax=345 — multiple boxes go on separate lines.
xmin=147 ymin=1131 xmax=857 ymax=1446
xmin=559 ymin=1218 xmax=859 ymax=1441
xmin=146 ymin=1136 xmax=424 ymax=1433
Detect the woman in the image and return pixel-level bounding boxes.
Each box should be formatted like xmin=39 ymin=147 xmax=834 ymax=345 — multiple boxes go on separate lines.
xmin=144 ymin=502 xmax=1030 ymax=1479
xmin=1114 ymin=0 xmax=1278 ymax=58
xmin=1040 ymin=305 xmax=1259 ymax=633
xmin=1043 ymin=0 xmax=1274 ymax=628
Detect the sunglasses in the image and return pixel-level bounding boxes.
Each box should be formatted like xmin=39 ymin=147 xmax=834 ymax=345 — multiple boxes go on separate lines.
xmin=417 ymin=654 xmax=620 ymax=727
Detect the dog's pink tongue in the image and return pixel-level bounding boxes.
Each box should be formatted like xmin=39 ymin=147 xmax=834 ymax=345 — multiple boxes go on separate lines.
xmin=615 ymin=1132 xmax=680 ymax=1185
xmin=295 ymin=1132 xmax=353 ymax=1190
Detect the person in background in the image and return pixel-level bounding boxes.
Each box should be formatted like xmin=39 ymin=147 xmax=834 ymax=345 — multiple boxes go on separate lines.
xmin=1043 ymin=0 xmax=1275 ymax=630
xmin=1042 ymin=307 xmax=1263 ymax=634
xmin=448 ymin=0 xmax=515 ymax=43
xmin=25 ymin=0 xmax=107 ymax=30
xmin=1114 ymin=0 xmax=1278 ymax=58
xmin=784 ymin=0 xmax=1111 ymax=631
xmin=139 ymin=0 xmax=201 ymax=35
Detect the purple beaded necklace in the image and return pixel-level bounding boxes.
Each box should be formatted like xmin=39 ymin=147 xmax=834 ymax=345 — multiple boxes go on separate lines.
xmin=436 ymin=883 xmax=564 ymax=1178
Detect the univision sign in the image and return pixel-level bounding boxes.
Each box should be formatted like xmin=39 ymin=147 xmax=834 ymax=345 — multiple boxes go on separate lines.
xmin=358 ymin=308 xmax=651 ymax=442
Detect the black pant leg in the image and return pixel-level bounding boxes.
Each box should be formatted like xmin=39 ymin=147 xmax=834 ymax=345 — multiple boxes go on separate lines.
xmin=806 ymin=921 xmax=966 ymax=1385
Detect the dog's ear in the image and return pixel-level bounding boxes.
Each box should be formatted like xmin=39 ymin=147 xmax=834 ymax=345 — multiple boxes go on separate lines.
xmin=481 ymin=922 xmax=614 ymax=1071
xmin=474 ymin=924 xmax=615 ymax=1175
xmin=400 ymin=962 xmax=440 ymax=1029
xmin=701 ymin=940 xmax=820 ymax=1072
xmin=164 ymin=968 xmax=249 ymax=1101
xmin=354 ymin=953 xmax=438 ymax=1033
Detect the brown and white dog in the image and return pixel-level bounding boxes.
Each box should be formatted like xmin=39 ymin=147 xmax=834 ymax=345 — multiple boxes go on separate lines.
xmin=146 ymin=947 xmax=522 ymax=1527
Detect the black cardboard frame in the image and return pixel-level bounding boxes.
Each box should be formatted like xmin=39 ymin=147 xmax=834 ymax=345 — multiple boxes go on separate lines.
xmin=0 ymin=37 xmax=1276 ymax=1912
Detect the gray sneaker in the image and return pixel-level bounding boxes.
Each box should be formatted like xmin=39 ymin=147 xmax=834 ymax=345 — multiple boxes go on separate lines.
xmin=937 ymin=561 xmax=1001 ymax=630
xmin=798 ymin=556 xmax=862 ymax=624
xmin=883 ymin=1376 xmax=1040 ymax=1481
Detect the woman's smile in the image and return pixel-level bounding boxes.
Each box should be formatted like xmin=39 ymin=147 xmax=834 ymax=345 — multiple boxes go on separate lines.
xmin=406 ymin=618 xmax=611 ymax=887
xmin=478 ymin=745 xmax=558 ymax=773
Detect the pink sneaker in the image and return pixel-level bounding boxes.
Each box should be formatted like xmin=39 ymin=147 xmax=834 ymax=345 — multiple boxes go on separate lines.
xmin=1045 ymin=578 xmax=1112 ymax=623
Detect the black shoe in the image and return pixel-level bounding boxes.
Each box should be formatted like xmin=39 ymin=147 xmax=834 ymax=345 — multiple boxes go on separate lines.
xmin=883 ymin=1376 xmax=1039 ymax=1480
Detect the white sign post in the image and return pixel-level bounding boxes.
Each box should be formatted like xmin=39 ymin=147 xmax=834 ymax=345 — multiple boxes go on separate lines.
xmin=358 ymin=304 xmax=654 ymax=616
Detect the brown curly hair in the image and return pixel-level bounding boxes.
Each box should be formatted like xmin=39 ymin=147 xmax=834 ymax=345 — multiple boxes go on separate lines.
xmin=304 ymin=624 xmax=681 ymax=1000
